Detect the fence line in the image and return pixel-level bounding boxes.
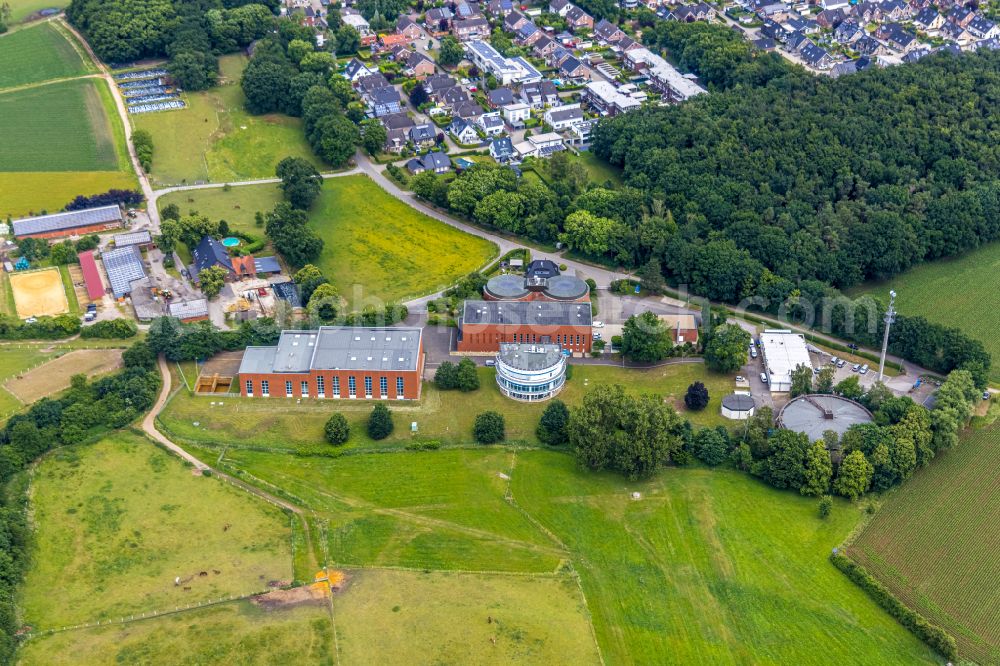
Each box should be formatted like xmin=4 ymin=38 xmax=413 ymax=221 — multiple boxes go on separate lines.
xmin=19 ymin=589 xmax=272 ymax=641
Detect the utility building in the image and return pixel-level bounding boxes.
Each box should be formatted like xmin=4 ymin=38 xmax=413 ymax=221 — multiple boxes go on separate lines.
xmin=457 ymin=300 xmax=592 ymax=354
xmin=760 ymin=329 xmax=813 ymax=392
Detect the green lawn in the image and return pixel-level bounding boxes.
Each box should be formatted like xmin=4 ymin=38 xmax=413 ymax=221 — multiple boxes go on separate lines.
xmin=334 ymin=569 xmax=601 ymax=665
xmin=511 ymin=450 xmax=938 ymax=665
xmin=575 ymin=150 xmax=622 ymax=186
xmin=133 ymin=54 xmax=323 ymax=187
xmin=18 ymin=599 xmax=334 ymax=665
xmin=851 ymin=240 xmax=1000 ymax=381
xmin=0 ymin=78 xmax=122 ymax=171
xmin=6 ymin=0 xmax=69 ymax=24
xmin=0 ymin=345 xmax=56 ymax=418
xmin=19 ymin=432 xmax=293 ymax=629
xmin=0 ymin=22 xmax=88 ymax=89
xmin=158 ymin=362 xmax=735 ymax=455
xmin=848 ymin=423 xmax=1000 ymax=664
xmin=157 ymin=182 xmax=283 ymax=235
xmin=0 ymin=170 xmax=138 ymax=218
xmin=307 ymin=175 xmax=497 ymax=308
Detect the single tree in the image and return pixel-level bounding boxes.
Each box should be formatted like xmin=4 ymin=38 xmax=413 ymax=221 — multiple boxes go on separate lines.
xmin=818 ymin=496 xmax=833 ymax=519
xmin=694 ymin=428 xmax=728 ymax=466
xmin=198 ymin=265 xmax=228 ymax=298
xmin=800 ymin=440 xmax=833 ymax=496
xmin=815 ymin=366 xmax=835 ymax=393
xmin=324 ymin=413 xmax=350 ymax=444
xmin=434 ymin=361 xmax=460 ymax=390
xmin=276 ymin=156 xmax=323 ymax=209
xmin=833 ymin=450 xmax=873 ymax=500
xmin=789 ymin=365 xmax=813 ymax=397
xmin=474 ymin=411 xmax=505 ymax=444
xmin=367 ymin=403 xmax=394 ymax=440
xmin=360 ymin=118 xmax=387 ymax=155
xmin=834 ymin=375 xmax=864 ymax=400
xmin=684 ymin=381 xmax=709 ymax=410
xmin=456 ymin=358 xmax=480 ymax=392
xmin=621 ymin=311 xmax=673 ymax=363
xmin=704 ymin=324 xmax=751 ymax=373
xmin=409 ymin=83 xmax=430 ymax=107
xmin=536 ymin=399 xmax=570 ymax=446
xmin=438 ymin=36 xmax=464 ymax=67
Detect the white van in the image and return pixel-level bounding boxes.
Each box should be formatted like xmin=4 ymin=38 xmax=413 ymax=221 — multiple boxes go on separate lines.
xmin=760 ymin=372 xmax=768 ymax=384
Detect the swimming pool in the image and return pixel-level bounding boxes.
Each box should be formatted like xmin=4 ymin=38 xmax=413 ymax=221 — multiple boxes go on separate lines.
xmin=221 ymin=237 xmax=240 ymax=248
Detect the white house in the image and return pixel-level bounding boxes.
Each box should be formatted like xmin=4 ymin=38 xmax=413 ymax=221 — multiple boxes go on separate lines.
xmin=543 ymin=103 xmax=583 ymax=130
xmin=476 ymin=111 xmax=505 ymax=136
xmin=503 ymin=102 xmax=531 ymax=126
xmin=514 ymin=132 xmax=565 ymax=159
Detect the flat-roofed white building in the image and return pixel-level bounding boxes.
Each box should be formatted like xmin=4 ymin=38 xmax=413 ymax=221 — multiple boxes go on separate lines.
xmin=465 ymin=40 xmax=543 ymax=84
xmin=624 ymin=47 xmax=706 ymax=102
xmin=760 ymin=329 xmax=812 ymax=393
xmin=581 ymin=80 xmax=641 ymax=116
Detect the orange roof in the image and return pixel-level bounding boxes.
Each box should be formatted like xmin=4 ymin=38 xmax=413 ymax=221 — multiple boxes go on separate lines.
xmin=380 ymin=33 xmax=410 ymax=47
xmin=232 ymin=254 xmax=255 ymax=276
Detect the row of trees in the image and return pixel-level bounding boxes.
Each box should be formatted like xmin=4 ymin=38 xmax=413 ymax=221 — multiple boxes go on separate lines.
xmin=0 ymin=340 xmax=161 ymax=661
xmin=67 ymin=0 xmax=277 ymax=88
xmin=65 ymin=189 xmax=143 ymax=211
xmin=133 ymin=129 xmax=154 ymax=172
xmin=324 ymin=403 xmax=394 ymax=444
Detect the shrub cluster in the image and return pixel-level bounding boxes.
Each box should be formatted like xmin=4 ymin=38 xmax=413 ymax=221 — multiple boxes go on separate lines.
xmin=0 ymin=315 xmax=80 ymax=340
xmin=133 ymin=129 xmax=154 ymax=172
xmin=80 ymin=319 xmax=138 ymax=339
xmin=64 ymin=189 xmax=143 ymax=211
xmin=830 ymin=554 xmax=957 ymax=661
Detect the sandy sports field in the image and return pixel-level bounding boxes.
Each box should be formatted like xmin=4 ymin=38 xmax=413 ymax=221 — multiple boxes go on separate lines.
xmin=10 ymin=268 xmax=69 ymax=318
xmin=4 ymin=349 xmax=122 ymax=404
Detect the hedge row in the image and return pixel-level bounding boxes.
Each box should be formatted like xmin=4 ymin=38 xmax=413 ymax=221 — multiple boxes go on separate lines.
xmin=80 ymin=319 xmax=138 ymax=339
xmin=0 ymin=315 xmax=80 ymax=340
xmin=830 ymin=553 xmax=957 ymax=661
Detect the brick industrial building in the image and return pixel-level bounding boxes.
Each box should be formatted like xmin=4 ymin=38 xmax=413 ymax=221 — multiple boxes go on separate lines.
xmin=457 ymin=300 xmax=593 ymax=353
xmin=238 ymin=327 xmax=425 ymax=400
xmin=12 ymin=205 xmax=124 ymax=240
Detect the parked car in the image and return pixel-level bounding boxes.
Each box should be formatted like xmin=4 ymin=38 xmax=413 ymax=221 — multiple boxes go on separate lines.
xmin=592 ymin=321 xmax=605 ymax=328
xmin=735 ymin=375 xmax=746 ymax=383
xmin=750 ymin=348 xmax=758 ymax=359
xmin=860 ymin=364 xmax=869 ymax=375
xmin=485 ymin=360 xmax=496 ymax=367
xmin=25 ymin=317 xmax=37 ymax=324
xmin=830 ymin=356 xmax=838 ymax=366
xmin=837 ymin=360 xmax=846 ymax=368
xmin=84 ymin=312 xmax=96 ymax=322
xmin=984 ymin=391 xmax=991 ymax=401
xmin=760 ymin=372 xmax=768 ymax=384
xmin=852 ymin=364 xmax=861 ymax=372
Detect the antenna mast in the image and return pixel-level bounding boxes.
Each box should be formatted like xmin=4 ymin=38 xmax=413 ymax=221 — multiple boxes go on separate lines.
xmin=877 ymin=290 xmax=896 ymax=382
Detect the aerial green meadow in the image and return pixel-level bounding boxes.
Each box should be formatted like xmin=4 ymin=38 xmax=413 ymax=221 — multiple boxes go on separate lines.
xmin=853 ymin=240 xmax=1000 ymax=381
xmin=133 ymin=55 xmax=322 ymax=186
xmin=6 ymin=0 xmax=70 ymax=24
xmin=0 ymin=22 xmax=89 ymax=90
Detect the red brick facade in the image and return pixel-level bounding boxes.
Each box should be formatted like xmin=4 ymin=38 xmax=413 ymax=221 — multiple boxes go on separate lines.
xmin=20 ymin=221 xmax=123 ymax=241
xmin=239 ymin=348 xmax=425 ymax=400
xmin=457 ymin=323 xmax=592 ymax=353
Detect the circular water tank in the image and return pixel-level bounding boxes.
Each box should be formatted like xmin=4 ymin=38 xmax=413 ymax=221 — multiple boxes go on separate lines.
xmin=778 ymin=394 xmax=873 ymax=442
xmin=544 ymin=275 xmax=589 ymax=301
xmin=484 ymin=274 xmax=529 ymax=300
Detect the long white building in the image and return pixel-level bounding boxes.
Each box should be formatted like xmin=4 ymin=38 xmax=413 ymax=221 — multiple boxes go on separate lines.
xmin=624 ymin=47 xmax=706 ymax=102
xmin=465 ymin=40 xmax=543 ymax=85
xmin=760 ymin=329 xmax=813 ymax=393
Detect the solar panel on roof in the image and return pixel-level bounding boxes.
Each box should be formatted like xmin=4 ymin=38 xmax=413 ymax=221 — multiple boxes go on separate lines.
xmin=12 ymin=205 xmax=122 ymax=237
xmin=102 ymin=245 xmax=146 ymax=297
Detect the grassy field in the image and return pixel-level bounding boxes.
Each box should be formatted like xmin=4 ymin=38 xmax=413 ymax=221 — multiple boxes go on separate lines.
xmin=0 ymin=346 xmax=56 ymax=418
xmin=334 ymin=569 xmax=601 ymax=665
xmin=0 ymin=171 xmax=137 ymax=218
xmin=0 ymin=78 xmax=121 ymax=171
xmin=158 ymin=362 xmax=735 ymax=454
xmin=512 ymin=450 xmax=937 ymax=664
xmin=852 ymin=241 xmax=1000 ymax=381
xmin=0 ymin=22 xmax=89 ymax=89
xmin=18 ymin=599 xmax=334 ymax=665
xmin=157 ymin=182 xmax=283 ymax=235
xmin=848 ymin=423 xmax=1000 ymax=664
xmin=6 ymin=0 xmax=68 ymax=24
xmin=205 ymin=444 xmax=937 ymax=664
xmin=575 ymin=151 xmax=622 ymax=186
xmin=4 ymin=348 xmax=122 ymax=403
xmin=20 ymin=432 xmax=293 ymax=628
xmin=134 ymin=55 xmax=322 ymax=186
xmin=308 ymin=175 xmax=496 ymax=307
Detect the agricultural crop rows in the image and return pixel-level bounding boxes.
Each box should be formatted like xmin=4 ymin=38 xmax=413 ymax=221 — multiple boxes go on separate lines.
xmin=848 ymin=426 xmax=1000 ymax=664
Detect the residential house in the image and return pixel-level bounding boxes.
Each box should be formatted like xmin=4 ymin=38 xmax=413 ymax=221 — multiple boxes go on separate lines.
xmin=357 ymin=72 xmax=391 ymax=97
xmin=407 ymin=151 xmax=452 ymax=174
xmin=880 ymin=24 xmax=919 ymax=51
xmin=544 ymin=103 xmax=583 ymax=130
xmin=520 ymin=80 xmax=560 ymax=108
xmin=620 ymin=0 xmax=639 ymax=10
xmin=548 ymin=46 xmax=574 ymax=67
xmin=940 ymin=20 xmax=976 ymax=46
xmin=516 ymin=21 xmax=543 ymax=46
xmin=967 ymin=15 xmax=1000 ymax=39
xmin=504 ymin=11 xmax=530 ymax=32
xmin=902 ymin=46 xmax=932 ymax=62
xmin=913 ymin=8 xmax=945 ymax=33
xmin=502 ymin=102 xmax=531 ymax=125
xmin=615 ymin=35 xmax=643 ymax=53
xmin=476 ymin=111 xmax=505 ymax=136
xmin=533 ymin=35 xmax=559 ymax=58
xmin=192 ymin=235 xmax=235 ymax=280
xmin=488 ymin=87 xmax=515 ymax=107
xmin=555 ymin=30 xmax=576 ymax=45
xmin=784 ymin=15 xmax=820 ymax=35
xmin=756 ymin=3 xmax=790 ymax=21
xmin=625 ymin=47 xmax=705 ymax=102
xmin=423 ymin=74 xmax=456 ymax=95
xmin=565 ymin=5 xmax=594 ymax=31
xmin=453 ymin=17 xmax=491 ymax=41
xmin=799 ymin=41 xmax=834 ymax=68
xmin=760 ymin=19 xmax=791 ymax=42
xmin=833 ymin=19 xmax=864 ymax=43
xmin=440 ymin=85 xmax=471 ymax=107
xmin=549 ymin=0 xmax=573 ymax=15
xmin=582 ymin=80 xmax=641 ymax=115
xmin=786 ymin=31 xmax=810 ymax=53
xmin=368 ymin=86 xmax=402 ymax=116
xmin=673 ymin=3 xmax=714 ymax=22
xmin=948 ymin=5 xmax=975 ymax=27
xmin=513 ymin=132 xmax=564 ymax=159
xmin=852 ymin=2 xmax=882 ymax=23
xmin=452 ymin=99 xmax=484 ymax=120
xmin=455 ymin=1 xmax=481 ymax=19
xmin=343 ymin=57 xmax=375 ymax=82
xmin=425 ymin=7 xmax=453 ymax=31
xmin=830 ymin=59 xmax=859 ymax=77
xmin=486 ymin=0 xmax=514 ymax=16
xmin=880 ymin=0 xmax=912 ymax=21
xmin=382 ymin=112 xmax=415 ymax=153
xmin=490 ymin=136 xmax=516 ymax=162
xmin=566 ymin=118 xmax=596 ymax=146
xmin=397 ymin=15 xmax=423 ymax=40
xmin=819 ymin=0 xmax=849 ymax=9
xmin=410 ymin=123 xmax=437 ymax=148
xmin=593 ymin=18 xmax=626 ymax=43
xmin=448 ymin=117 xmax=480 ymax=143
xmin=465 ymin=40 xmax=543 ymax=85
xmin=390 ymin=44 xmax=414 ymax=62
xmin=404 ymin=51 xmax=436 ymax=78
xmin=342 ymin=13 xmax=376 ymax=46
xmin=559 ymin=56 xmax=589 ymax=80
xmin=816 ymin=8 xmax=847 ymax=28
xmin=378 ymin=33 xmax=411 ymax=52
xmin=752 ymin=37 xmax=777 ymax=50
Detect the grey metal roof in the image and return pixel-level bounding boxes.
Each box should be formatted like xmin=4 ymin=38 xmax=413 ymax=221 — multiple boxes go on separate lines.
xmin=102 ymin=245 xmax=146 ymax=297
xmin=462 ymin=300 xmax=591 ymax=327
xmin=778 ymin=394 xmax=872 ymax=442
xmin=722 ymin=394 xmax=755 ymax=411
xmin=168 ymin=298 xmax=209 ymax=319
xmin=12 ymin=205 xmax=122 ymax=237
xmin=545 ymin=275 xmax=589 ymax=300
xmin=239 ymin=327 xmax=423 ymax=375
xmin=239 ymin=346 xmax=279 ymax=374
xmin=498 ymin=343 xmax=564 ymax=371
xmin=485 ymin=273 xmax=529 ymax=299
xmin=254 ymin=256 xmax=282 ymax=273
xmin=113 ymin=230 xmax=152 ymax=247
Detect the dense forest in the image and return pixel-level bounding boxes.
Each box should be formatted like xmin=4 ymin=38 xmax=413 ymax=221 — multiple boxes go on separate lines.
xmin=66 ymin=0 xmax=279 ymax=88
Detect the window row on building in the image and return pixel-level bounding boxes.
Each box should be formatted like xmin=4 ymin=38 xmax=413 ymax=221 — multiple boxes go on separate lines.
xmin=243 ymin=374 xmax=407 ymax=400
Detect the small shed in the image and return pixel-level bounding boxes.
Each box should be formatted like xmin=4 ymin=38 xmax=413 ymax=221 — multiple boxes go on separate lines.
xmin=721 ymin=394 xmax=756 ymax=420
